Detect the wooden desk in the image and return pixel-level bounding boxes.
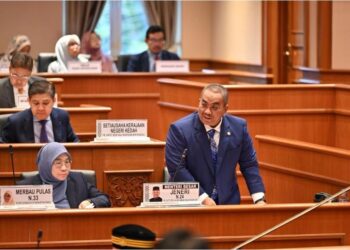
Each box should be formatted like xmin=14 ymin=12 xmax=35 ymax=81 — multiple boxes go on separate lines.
xmin=256 ymin=135 xmax=350 ymax=204
xmin=0 ymin=141 xmax=165 ymax=207
xmin=158 ymin=79 xmax=350 ymax=150
xmin=0 ymin=107 xmax=111 ymax=142
xmin=36 ymin=72 xmax=231 ymax=140
xmin=0 ymin=203 xmax=349 ymax=249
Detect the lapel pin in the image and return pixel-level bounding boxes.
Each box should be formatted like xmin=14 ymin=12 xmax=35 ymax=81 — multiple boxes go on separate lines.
xmin=227 ymin=131 xmax=231 ymax=136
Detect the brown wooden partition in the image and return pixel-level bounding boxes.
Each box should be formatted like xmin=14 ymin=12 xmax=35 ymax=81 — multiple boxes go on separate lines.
xmin=256 ymin=135 xmax=350 ymax=204
xmin=158 ymin=79 xmax=350 ymax=150
xmin=0 ymin=203 xmax=349 ymax=249
xmin=35 ymin=72 xmax=231 ymax=140
xmin=0 ymin=141 xmax=165 ymax=207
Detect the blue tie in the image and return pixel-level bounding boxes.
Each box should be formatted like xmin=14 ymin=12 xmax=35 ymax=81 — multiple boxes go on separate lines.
xmin=208 ymin=129 xmax=218 ymax=202
xmin=39 ymin=120 xmax=49 ymax=143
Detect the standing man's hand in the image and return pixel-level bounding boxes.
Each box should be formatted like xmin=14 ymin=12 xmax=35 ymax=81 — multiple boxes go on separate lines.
xmin=202 ymin=197 xmax=216 ymax=206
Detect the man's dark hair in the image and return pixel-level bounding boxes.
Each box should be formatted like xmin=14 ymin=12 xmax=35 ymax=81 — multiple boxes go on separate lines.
xmin=28 ymin=80 xmax=56 ymax=99
xmin=10 ymin=52 xmax=33 ymax=71
xmin=145 ymin=25 xmax=166 ymax=40
xmin=155 ymin=228 xmax=210 ymax=249
xmin=153 ymin=186 xmax=160 ymax=191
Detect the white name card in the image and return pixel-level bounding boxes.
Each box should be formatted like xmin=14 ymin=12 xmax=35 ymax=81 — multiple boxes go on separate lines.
xmin=17 ymin=95 xmax=29 ymax=109
xmin=141 ymin=182 xmax=200 ymax=207
xmin=67 ymin=61 xmax=102 ymax=73
xmin=156 ymin=60 xmax=189 ymax=73
xmin=94 ymin=119 xmax=150 ymax=142
xmin=0 ymin=185 xmax=54 ymax=209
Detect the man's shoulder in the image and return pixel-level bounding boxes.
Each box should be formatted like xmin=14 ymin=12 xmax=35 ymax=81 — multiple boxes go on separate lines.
xmin=173 ymin=112 xmax=197 ymax=125
xmin=0 ymin=77 xmax=10 ymax=87
xmin=224 ymin=114 xmax=246 ymax=125
xmin=162 ymin=50 xmax=180 ymax=59
xmin=9 ymin=109 xmax=32 ymax=121
xmin=131 ymin=51 xmax=148 ymax=60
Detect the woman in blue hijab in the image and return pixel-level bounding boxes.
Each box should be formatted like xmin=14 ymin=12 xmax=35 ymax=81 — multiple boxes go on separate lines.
xmin=19 ymin=142 xmax=110 ymax=209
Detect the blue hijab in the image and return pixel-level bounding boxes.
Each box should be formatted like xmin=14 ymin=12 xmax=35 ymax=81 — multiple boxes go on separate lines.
xmin=37 ymin=142 xmax=71 ymax=208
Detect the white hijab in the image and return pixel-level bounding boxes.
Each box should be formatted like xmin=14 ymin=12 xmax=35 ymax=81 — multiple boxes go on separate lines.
xmin=48 ymin=34 xmax=87 ymax=73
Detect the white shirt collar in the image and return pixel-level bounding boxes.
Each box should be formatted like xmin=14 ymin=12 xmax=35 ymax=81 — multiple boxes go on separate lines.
xmin=204 ymin=118 xmax=222 ymax=133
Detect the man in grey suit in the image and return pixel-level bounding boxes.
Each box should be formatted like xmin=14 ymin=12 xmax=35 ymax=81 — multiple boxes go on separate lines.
xmin=0 ymin=53 xmax=43 ymax=108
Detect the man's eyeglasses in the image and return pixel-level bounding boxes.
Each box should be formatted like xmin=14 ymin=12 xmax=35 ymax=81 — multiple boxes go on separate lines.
xmin=53 ymin=159 xmax=72 ymax=168
xmin=10 ymin=73 xmax=30 ymax=81
xmin=148 ymin=38 xmax=165 ymax=44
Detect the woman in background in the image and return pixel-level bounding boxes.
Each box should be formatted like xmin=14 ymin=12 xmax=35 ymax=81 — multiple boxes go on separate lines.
xmin=81 ymin=31 xmax=117 ymax=72
xmin=48 ymin=34 xmax=88 ymax=73
xmin=0 ymin=35 xmax=33 ymax=70
xmin=17 ymin=142 xmax=111 ymax=209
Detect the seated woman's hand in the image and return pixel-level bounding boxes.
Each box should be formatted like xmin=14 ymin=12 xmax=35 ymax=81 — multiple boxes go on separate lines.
xmin=79 ymin=199 xmax=95 ymax=209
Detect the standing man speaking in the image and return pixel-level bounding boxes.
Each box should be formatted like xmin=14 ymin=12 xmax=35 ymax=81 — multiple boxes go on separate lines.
xmin=165 ymin=84 xmax=266 ymax=205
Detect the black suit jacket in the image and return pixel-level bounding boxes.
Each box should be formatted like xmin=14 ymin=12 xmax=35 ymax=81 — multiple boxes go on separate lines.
xmin=0 ymin=76 xmax=46 ymax=108
xmin=17 ymin=171 xmax=111 ymax=208
xmin=1 ymin=108 xmax=79 ymax=143
xmin=127 ymin=50 xmax=180 ymax=72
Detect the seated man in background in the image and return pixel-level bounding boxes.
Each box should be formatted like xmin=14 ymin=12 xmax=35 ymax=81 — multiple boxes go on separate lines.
xmin=111 ymin=224 xmax=156 ymax=249
xmin=1 ymin=80 xmax=79 ymax=143
xmin=0 ymin=53 xmax=44 ymax=108
xmin=17 ymin=142 xmax=111 ymax=209
xmin=127 ymin=25 xmax=180 ymax=72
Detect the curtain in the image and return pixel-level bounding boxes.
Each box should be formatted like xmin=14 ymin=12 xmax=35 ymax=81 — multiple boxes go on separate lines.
xmin=143 ymin=1 xmax=177 ymax=50
xmin=65 ymin=1 xmax=106 ymax=38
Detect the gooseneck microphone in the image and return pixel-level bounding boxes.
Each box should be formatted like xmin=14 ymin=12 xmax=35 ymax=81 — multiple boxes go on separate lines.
xmin=9 ymin=145 xmax=16 ymax=185
xmin=37 ymin=229 xmax=43 ymax=249
xmin=171 ymin=148 xmax=188 ymax=182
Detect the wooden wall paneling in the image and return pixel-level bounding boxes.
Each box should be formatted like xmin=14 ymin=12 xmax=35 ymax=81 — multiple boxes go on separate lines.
xmin=317 ymin=1 xmax=332 ymax=69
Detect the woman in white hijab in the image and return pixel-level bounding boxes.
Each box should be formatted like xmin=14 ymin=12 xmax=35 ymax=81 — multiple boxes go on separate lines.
xmin=48 ymin=34 xmax=88 ymax=73
xmin=17 ymin=142 xmax=111 ymax=209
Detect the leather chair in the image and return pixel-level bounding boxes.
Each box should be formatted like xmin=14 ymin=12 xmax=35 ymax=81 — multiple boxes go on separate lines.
xmin=37 ymin=53 xmax=57 ymax=72
xmin=17 ymin=170 xmax=96 ymax=186
xmin=117 ymin=54 xmax=133 ymax=72
xmin=0 ymin=113 xmax=11 ymax=140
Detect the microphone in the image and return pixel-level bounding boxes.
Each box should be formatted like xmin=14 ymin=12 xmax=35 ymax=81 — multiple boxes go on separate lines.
xmin=9 ymin=145 xmax=16 ymax=185
xmin=171 ymin=148 xmax=188 ymax=182
xmin=37 ymin=229 xmax=43 ymax=249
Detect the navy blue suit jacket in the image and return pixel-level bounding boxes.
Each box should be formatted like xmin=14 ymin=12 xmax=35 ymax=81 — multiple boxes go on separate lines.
xmin=127 ymin=50 xmax=180 ymax=72
xmin=1 ymin=108 xmax=79 ymax=143
xmin=165 ymin=112 xmax=265 ymax=204
xmin=17 ymin=171 xmax=111 ymax=208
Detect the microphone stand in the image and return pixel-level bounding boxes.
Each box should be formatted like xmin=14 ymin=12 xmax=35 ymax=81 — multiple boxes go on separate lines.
xmin=9 ymin=145 xmax=16 ymax=185
xmin=232 ymin=185 xmax=350 ymax=250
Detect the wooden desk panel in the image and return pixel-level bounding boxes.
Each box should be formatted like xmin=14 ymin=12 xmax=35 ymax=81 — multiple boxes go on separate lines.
xmin=0 ymin=141 xmax=165 ymax=207
xmin=0 ymin=204 xmax=349 ymax=249
xmin=256 ymin=135 xmax=350 ymax=203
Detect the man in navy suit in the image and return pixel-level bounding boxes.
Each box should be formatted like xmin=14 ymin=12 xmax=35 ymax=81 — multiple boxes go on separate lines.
xmin=165 ymin=84 xmax=266 ymax=205
xmin=127 ymin=25 xmax=180 ymax=72
xmin=0 ymin=53 xmax=44 ymax=108
xmin=1 ymin=80 xmax=79 ymax=143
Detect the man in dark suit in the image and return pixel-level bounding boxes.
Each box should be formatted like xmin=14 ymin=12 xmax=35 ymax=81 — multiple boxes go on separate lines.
xmin=1 ymin=80 xmax=79 ymax=143
xmin=127 ymin=25 xmax=180 ymax=72
xmin=165 ymin=84 xmax=266 ymax=205
xmin=0 ymin=52 xmax=44 ymax=108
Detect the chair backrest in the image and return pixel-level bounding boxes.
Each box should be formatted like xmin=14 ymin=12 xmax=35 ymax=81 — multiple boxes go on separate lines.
xmin=18 ymin=170 xmax=96 ymax=186
xmin=37 ymin=53 xmax=57 ymax=72
xmin=0 ymin=113 xmax=11 ymax=139
xmin=117 ymin=54 xmax=132 ymax=72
